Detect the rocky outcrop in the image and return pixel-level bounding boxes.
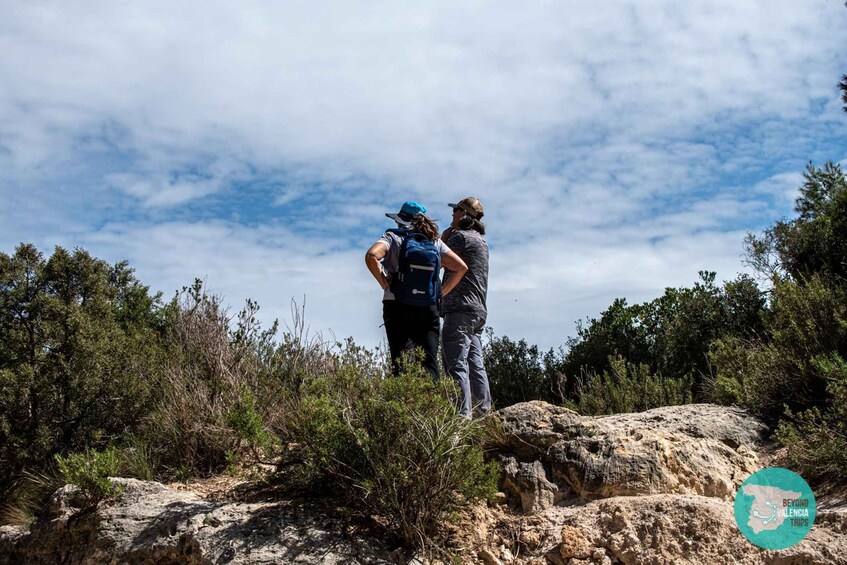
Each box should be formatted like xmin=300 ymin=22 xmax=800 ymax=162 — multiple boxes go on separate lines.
xmin=473 ymin=402 xmax=847 ymax=564
xmin=460 ymin=493 xmax=847 ymax=565
xmin=2 ymin=402 xmax=846 ymax=564
xmin=497 ymin=402 xmax=764 ymax=512
xmin=0 ymin=479 xmax=391 ymax=564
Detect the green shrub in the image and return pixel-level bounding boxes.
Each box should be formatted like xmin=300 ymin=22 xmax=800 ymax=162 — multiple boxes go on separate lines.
xmin=280 ymin=362 xmax=499 ymax=549
xmin=773 ymin=353 xmax=847 ymax=483
xmin=141 ymin=281 xmax=283 ymax=478
xmin=226 ymin=386 xmax=272 ymax=452
xmin=707 ymin=277 xmax=847 ymax=423
xmin=0 ymin=244 xmax=166 ymax=498
xmin=568 ymin=356 xmax=693 ymax=416
xmin=119 ymin=436 xmax=159 ymax=481
xmin=55 ymin=447 xmax=123 ymax=506
xmin=484 ymin=330 xmax=566 ymax=407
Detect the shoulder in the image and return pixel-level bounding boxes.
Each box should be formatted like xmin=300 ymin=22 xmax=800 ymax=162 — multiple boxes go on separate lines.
xmin=448 ymin=229 xmax=479 ymax=253
xmin=436 ymin=239 xmax=451 ymax=256
xmin=446 ymin=229 xmax=467 ymax=247
xmin=379 ymin=229 xmax=405 ymax=247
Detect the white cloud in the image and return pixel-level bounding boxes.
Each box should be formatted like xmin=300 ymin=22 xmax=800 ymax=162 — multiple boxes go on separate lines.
xmin=2 ymin=0 xmax=847 ymax=350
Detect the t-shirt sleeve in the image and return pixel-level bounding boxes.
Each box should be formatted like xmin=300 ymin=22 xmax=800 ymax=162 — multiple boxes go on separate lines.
xmin=377 ymin=233 xmax=393 ymax=249
xmin=445 ymin=231 xmax=465 ymax=255
xmin=436 ymin=239 xmax=452 ymax=256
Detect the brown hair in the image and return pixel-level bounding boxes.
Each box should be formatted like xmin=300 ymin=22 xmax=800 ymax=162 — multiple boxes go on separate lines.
xmin=411 ymin=214 xmax=440 ymax=242
xmin=457 ymin=215 xmax=486 ymax=235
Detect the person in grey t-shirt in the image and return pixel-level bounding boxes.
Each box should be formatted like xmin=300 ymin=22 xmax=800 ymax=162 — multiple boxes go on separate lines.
xmin=440 ymin=197 xmax=491 ymax=418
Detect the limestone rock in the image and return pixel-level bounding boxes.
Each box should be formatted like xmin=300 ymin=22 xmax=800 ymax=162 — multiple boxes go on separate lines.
xmin=500 ymin=457 xmax=565 ymax=514
xmin=497 ymin=403 xmax=763 ymax=509
xmin=552 ymin=494 xmax=847 ymax=565
xmin=3 ymin=402 xmax=845 ymax=564
xmin=557 ymin=524 xmax=593 ymax=559
xmin=0 ymin=478 xmax=390 ymax=564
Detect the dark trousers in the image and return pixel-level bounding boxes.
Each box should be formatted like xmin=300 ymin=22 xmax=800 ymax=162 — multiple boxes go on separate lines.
xmin=383 ymin=300 xmax=440 ymax=380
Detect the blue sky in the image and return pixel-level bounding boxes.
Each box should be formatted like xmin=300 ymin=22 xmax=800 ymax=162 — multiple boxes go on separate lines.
xmin=2 ymin=1 xmax=847 ymax=350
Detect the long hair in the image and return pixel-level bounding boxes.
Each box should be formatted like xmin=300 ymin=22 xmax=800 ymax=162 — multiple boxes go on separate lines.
xmin=457 ymin=215 xmax=486 ymax=235
xmin=411 ymin=215 xmax=440 ymax=242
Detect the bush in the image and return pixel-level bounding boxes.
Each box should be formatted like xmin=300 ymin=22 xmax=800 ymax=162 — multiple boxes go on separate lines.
xmin=773 ymin=353 xmax=847 ymax=484
xmin=563 ymin=273 xmax=765 ymax=403
xmin=568 ymin=356 xmax=693 ymax=416
xmin=55 ymin=447 xmax=123 ymax=506
xmin=484 ymin=330 xmax=566 ymax=407
xmin=226 ymin=386 xmax=272 ymax=453
xmin=707 ymin=276 xmax=847 ymax=422
xmin=0 ymin=244 xmax=165 ymax=498
xmin=141 ymin=280 xmax=284 ymax=478
xmin=280 ymin=361 xmax=499 ymax=549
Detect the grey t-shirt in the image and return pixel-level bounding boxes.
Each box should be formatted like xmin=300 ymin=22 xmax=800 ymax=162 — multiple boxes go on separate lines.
xmin=376 ymin=230 xmax=451 ymax=301
xmin=441 ymin=229 xmax=488 ymax=317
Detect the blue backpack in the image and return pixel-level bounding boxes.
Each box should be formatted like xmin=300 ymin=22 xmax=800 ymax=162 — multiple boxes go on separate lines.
xmin=387 ymin=228 xmax=441 ymax=307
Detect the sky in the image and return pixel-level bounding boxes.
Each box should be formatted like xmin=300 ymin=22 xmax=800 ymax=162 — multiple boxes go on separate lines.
xmin=2 ymin=1 xmax=847 ymax=351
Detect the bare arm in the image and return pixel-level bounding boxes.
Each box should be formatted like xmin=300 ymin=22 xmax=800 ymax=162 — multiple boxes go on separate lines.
xmin=365 ymin=242 xmax=390 ymax=290
xmin=441 ymin=250 xmax=468 ymax=296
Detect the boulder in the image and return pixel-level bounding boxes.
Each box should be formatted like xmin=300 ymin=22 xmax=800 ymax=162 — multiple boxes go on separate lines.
xmin=497 ymin=403 xmax=763 ymax=510
xmin=0 ymin=478 xmax=390 ymax=564
xmin=4 ymin=402 xmax=846 ymax=564
xmin=539 ymin=495 xmax=847 ymax=565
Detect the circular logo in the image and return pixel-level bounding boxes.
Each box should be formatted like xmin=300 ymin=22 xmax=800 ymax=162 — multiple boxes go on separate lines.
xmin=733 ymin=467 xmax=816 ymax=550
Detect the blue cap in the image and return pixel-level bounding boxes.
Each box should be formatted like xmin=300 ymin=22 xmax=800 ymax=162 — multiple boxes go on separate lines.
xmin=386 ymin=201 xmax=426 ymax=226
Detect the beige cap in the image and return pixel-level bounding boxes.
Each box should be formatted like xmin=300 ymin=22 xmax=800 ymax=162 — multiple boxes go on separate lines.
xmin=448 ymin=197 xmax=484 ymax=219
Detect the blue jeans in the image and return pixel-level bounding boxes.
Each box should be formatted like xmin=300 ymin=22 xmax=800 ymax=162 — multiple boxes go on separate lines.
xmin=441 ymin=311 xmax=491 ymax=418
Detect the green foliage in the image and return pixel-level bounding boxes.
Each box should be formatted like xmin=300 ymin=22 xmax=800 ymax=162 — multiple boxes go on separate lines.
xmin=226 ymin=387 xmax=272 ymax=452
xmin=710 ymin=162 xmax=847 ymax=485
xmin=563 ymin=298 xmax=652 ymax=396
xmin=141 ymin=280 xmax=281 ymax=477
xmin=840 ymin=74 xmax=847 ymax=113
xmin=563 ymin=271 xmax=764 ymax=403
xmin=0 ymin=244 xmax=166 ymax=497
xmin=483 ymin=330 xmax=566 ymax=407
xmin=0 ymin=244 xmax=500 ymax=552
xmin=55 ymin=447 xmax=124 ymax=506
xmin=773 ymin=353 xmax=847 ymax=483
xmin=568 ymin=356 xmax=693 ymax=416
xmin=710 ymin=194 xmax=847 ymax=420
xmin=280 ymin=363 xmax=499 ymax=549
xmin=746 ymin=162 xmax=847 ymax=283
xmin=119 ymin=435 xmax=159 ymax=481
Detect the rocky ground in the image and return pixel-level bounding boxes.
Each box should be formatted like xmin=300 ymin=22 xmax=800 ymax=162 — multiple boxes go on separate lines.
xmin=2 ymin=402 xmax=846 ymax=564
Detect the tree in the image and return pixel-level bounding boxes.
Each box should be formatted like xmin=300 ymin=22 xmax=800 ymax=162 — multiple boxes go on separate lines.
xmin=483 ymin=331 xmax=565 ymax=407
xmin=716 ymin=163 xmax=847 ymax=413
xmin=746 ymin=162 xmax=847 ymax=283
xmin=562 ymin=272 xmax=765 ymax=402
xmin=0 ymin=244 xmax=165 ymax=494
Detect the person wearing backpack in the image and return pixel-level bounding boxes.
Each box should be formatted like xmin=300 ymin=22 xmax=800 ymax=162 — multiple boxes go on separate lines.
xmin=440 ymin=197 xmax=491 ymax=418
xmin=365 ymin=201 xmax=468 ymax=379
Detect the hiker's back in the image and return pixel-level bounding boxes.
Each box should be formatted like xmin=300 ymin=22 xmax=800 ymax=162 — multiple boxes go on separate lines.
xmin=386 ymin=228 xmax=441 ymax=307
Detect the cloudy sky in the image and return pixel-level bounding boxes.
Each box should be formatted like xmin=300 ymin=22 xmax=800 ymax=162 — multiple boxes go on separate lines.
xmin=2 ymin=1 xmax=846 ymax=350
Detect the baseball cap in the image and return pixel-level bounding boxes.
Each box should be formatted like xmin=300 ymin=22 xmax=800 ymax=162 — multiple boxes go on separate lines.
xmin=448 ymin=197 xmax=484 ymax=219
